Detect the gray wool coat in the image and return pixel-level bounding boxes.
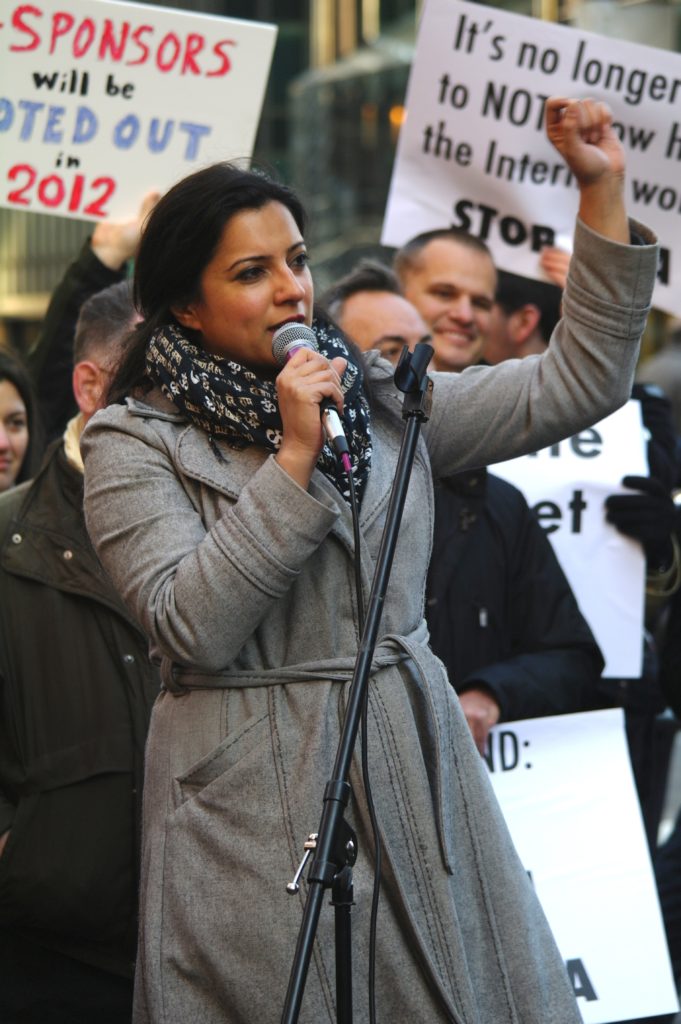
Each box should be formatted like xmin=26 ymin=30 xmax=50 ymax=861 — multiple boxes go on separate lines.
xmin=82 ymin=218 xmax=658 ymax=1024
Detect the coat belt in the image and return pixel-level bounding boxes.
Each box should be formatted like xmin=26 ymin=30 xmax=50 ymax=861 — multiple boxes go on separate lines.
xmin=159 ymin=622 xmax=431 ymax=694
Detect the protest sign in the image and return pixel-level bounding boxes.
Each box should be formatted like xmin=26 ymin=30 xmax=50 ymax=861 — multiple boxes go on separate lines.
xmin=487 ymin=708 xmax=678 ymax=1022
xmin=0 ymin=0 xmax=276 ymax=221
xmin=491 ymin=400 xmax=647 ymax=677
xmin=382 ymin=0 xmax=679 ymax=314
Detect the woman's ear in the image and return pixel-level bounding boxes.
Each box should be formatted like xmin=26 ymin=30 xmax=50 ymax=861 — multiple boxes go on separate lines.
xmin=171 ymin=303 xmax=201 ymax=330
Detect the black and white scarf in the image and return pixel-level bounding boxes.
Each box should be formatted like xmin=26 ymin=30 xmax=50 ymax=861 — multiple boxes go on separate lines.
xmin=145 ymin=317 xmax=372 ymax=505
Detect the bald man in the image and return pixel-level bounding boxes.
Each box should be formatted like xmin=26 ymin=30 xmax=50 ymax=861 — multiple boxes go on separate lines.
xmin=394 ymin=228 xmax=496 ymax=372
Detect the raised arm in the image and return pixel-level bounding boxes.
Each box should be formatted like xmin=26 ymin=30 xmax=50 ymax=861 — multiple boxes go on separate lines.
xmin=28 ymin=191 xmax=158 ymax=442
xmin=424 ymin=97 xmax=658 ymax=478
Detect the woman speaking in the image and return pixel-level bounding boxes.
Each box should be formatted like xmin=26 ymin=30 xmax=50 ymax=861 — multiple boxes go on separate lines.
xmin=83 ymin=98 xmax=657 ymax=1024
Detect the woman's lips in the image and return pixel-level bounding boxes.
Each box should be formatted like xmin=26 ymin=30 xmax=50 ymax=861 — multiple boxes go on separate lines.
xmin=269 ymin=315 xmax=305 ymax=332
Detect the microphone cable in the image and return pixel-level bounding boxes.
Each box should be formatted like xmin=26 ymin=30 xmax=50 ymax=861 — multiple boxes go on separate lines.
xmin=273 ymin=322 xmax=382 ymax=1021
xmin=343 ymin=458 xmax=381 ymax=1024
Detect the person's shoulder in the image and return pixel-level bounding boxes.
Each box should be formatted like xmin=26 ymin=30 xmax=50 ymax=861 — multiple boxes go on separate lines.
xmin=486 ymin=472 xmax=530 ymax=510
xmin=84 ymin=388 xmax=185 ymax=440
xmin=0 ymin=480 xmax=33 ymax=535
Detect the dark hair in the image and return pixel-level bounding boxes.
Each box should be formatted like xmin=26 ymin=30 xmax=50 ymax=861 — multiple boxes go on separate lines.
xmin=393 ymin=227 xmax=492 ymax=281
xmin=0 ymin=348 xmax=43 ymax=484
xmin=107 ymin=162 xmax=307 ymax=405
xmin=321 ymin=259 xmax=401 ymax=320
xmin=74 ymin=280 xmax=136 ymax=364
xmin=495 ymin=270 xmax=563 ymax=345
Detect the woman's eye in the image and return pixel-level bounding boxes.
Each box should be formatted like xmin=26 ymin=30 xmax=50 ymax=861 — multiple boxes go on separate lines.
xmin=291 ymin=252 xmax=310 ymax=270
xmin=237 ymin=266 xmax=263 ymax=282
xmin=7 ymin=416 xmax=27 ymax=431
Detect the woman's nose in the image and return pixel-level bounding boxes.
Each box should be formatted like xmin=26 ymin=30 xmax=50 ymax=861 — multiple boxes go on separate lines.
xmin=0 ymin=426 xmax=10 ymax=452
xmin=275 ymin=266 xmax=306 ymax=303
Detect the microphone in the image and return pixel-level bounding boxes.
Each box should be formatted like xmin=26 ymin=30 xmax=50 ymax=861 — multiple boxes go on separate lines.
xmin=271 ymin=322 xmax=351 ymax=472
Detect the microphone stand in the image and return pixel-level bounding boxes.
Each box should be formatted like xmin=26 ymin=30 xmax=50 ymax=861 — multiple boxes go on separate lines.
xmin=281 ymin=341 xmax=434 ymax=1024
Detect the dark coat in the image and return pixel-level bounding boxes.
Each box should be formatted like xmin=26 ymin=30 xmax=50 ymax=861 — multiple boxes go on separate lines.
xmin=426 ymin=469 xmax=604 ymax=722
xmin=0 ymin=441 xmax=159 ymax=976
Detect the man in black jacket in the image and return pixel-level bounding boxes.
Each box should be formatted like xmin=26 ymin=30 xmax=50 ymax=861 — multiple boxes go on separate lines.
xmin=0 ymin=280 xmax=160 ymax=1023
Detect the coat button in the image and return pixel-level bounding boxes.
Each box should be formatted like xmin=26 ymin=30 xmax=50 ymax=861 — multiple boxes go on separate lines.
xmin=63 ymin=550 xmax=73 ymax=560
xmin=123 ymin=654 xmax=135 ymax=664
xmin=11 ymin=533 xmax=22 ymax=544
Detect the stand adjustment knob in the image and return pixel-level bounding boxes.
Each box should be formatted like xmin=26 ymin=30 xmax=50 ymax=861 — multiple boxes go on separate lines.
xmin=286 ymin=833 xmax=318 ymax=895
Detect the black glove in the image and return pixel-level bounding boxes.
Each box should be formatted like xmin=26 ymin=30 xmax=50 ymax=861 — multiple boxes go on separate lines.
xmin=605 ymin=474 xmax=676 ymax=568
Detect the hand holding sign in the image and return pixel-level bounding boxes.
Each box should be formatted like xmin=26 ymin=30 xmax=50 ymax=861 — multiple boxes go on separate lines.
xmin=91 ymin=188 xmax=160 ymax=270
xmin=546 ymin=97 xmax=629 ymax=244
xmin=539 ymin=246 xmax=571 ymax=290
xmin=459 ymin=688 xmax=501 ymax=755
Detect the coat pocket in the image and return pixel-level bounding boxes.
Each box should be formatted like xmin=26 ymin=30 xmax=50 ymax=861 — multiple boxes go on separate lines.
xmin=173 ymin=711 xmax=270 ymax=808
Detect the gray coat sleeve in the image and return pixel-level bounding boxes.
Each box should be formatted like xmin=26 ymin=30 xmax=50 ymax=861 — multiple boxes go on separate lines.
xmin=424 ymin=217 xmax=659 ymax=479
xmin=82 ymin=413 xmax=339 ymax=670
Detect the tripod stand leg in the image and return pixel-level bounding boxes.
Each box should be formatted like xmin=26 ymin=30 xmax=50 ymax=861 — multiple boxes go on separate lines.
xmin=333 ymin=865 xmax=354 ymax=1024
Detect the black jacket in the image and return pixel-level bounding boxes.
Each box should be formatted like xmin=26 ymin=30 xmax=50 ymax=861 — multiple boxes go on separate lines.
xmin=426 ymin=469 xmax=604 ymax=722
xmin=0 ymin=442 xmax=159 ymax=975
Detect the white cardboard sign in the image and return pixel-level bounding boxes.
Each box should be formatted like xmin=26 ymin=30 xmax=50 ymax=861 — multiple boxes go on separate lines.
xmin=491 ymin=401 xmax=647 ymax=678
xmin=487 ymin=709 xmax=678 ymax=1022
xmin=382 ymin=0 xmax=679 ymax=314
xmin=0 ymin=0 xmax=277 ymax=221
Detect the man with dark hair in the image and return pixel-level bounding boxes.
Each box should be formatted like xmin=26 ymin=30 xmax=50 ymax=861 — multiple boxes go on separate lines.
xmin=0 ymin=278 xmax=159 ymax=1023
xmin=323 ymin=258 xmax=402 ymax=316
xmin=322 ymin=259 xmax=430 ymax=362
xmin=484 ymin=270 xmax=563 ymax=365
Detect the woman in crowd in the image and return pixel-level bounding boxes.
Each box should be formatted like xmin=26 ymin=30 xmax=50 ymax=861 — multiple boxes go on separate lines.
xmin=82 ymin=97 xmax=658 ymax=1024
xmin=0 ymin=350 xmax=41 ymax=492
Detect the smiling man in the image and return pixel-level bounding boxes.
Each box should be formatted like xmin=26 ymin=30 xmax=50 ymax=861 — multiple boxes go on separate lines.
xmin=394 ymin=228 xmax=496 ymax=372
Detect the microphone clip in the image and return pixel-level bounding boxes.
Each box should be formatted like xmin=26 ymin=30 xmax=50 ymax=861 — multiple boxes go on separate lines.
xmin=394 ymin=341 xmax=434 ymax=422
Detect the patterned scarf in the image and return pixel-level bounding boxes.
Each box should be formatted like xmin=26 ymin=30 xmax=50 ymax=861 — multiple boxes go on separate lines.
xmin=145 ymin=316 xmax=372 ymax=505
